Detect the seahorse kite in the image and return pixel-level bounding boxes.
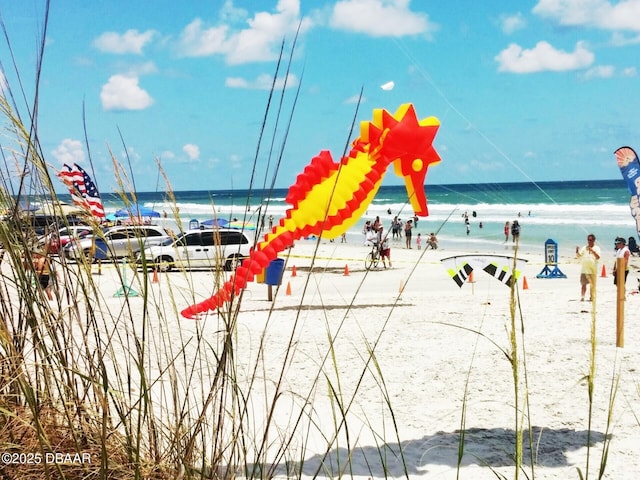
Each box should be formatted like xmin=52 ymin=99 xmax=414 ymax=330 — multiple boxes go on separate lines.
xmin=181 ymin=103 xmax=441 ymax=318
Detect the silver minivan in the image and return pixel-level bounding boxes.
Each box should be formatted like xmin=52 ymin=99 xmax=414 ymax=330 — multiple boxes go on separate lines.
xmin=63 ymin=225 xmax=172 ymax=261
xmin=138 ymin=228 xmax=253 ymax=271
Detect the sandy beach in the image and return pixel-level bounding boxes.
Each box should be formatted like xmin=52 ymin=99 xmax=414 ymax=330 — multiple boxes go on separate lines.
xmin=4 ymin=235 xmax=639 ymax=479
xmin=227 ymin=238 xmax=640 ymax=479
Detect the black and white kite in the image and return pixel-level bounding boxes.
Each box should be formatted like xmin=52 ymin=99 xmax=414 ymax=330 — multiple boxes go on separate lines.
xmin=441 ymin=255 xmax=527 ymax=288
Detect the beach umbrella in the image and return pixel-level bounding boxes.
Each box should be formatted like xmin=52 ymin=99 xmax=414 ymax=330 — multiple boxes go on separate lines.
xmin=228 ymin=221 xmax=256 ymax=230
xmin=114 ymin=204 xmax=160 ymax=218
xmin=201 ymin=218 xmax=229 ymax=227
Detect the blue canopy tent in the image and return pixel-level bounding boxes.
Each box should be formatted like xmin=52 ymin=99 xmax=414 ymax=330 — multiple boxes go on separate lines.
xmin=201 ymin=218 xmax=229 ymax=227
xmin=114 ymin=204 xmax=160 ymax=218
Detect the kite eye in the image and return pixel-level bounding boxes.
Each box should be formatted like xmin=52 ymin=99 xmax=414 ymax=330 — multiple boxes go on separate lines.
xmin=412 ymin=159 xmax=423 ymax=173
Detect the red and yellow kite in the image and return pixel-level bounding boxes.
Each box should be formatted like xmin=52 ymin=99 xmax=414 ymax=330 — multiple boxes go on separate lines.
xmin=182 ymin=103 xmax=441 ymax=318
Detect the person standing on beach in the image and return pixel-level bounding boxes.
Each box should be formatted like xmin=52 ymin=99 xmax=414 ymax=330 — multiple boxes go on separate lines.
xmin=511 ymin=220 xmax=520 ymax=242
xmin=416 ymin=233 xmax=422 ymax=250
xmin=613 ymin=237 xmax=631 ymax=286
xmin=404 ymin=220 xmax=413 ymax=248
xmin=372 ymin=216 xmax=381 ymax=232
xmin=25 ymin=247 xmax=54 ymax=301
xmin=378 ymin=227 xmax=391 ymax=268
xmin=504 ymin=221 xmax=510 ymax=242
xmin=575 ymin=234 xmax=600 ymax=301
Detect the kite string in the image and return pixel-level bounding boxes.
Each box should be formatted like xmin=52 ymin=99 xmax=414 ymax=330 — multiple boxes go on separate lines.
xmin=391 ymin=38 xmax=565 ymax=208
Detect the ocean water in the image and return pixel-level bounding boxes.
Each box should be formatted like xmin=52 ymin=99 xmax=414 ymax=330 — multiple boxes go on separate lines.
xmin=82 ymin=179 xmax=634 ymax=259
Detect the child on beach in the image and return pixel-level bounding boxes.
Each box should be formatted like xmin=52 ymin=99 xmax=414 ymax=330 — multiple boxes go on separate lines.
xmin=378 ymin=227 xmax=391 ymax=268
xmin=416 ymin=233 xmax=422 ymax=249
xmin=427 ymin=233 xmax=438 ymax=249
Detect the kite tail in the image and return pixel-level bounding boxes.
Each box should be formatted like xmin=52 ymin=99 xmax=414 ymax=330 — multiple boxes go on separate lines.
xmin=180 ymin=227 xmax=303 ymax=318
xmin=180 ymin=249 xmax=271 ymax=318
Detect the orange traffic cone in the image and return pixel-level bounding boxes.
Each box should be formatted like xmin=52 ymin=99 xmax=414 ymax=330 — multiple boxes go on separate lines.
xmin=522 ymin=276 xmax=529 ymax=290
xmin=344 ymin=264 xmax=350 ymax=276
xmin=286 ymin=281 xmax=292 ymax=296
xmin=291 ymin=265 xmax=297 ymax=277
xmin=152 ymin=269 xmax=159 ymax=284
xmin=600 ymin=264 xmax=607 ymax=277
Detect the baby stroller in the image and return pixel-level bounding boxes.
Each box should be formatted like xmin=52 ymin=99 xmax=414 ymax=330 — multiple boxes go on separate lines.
xmin=628 ymin=237 xmax=640 ymax=255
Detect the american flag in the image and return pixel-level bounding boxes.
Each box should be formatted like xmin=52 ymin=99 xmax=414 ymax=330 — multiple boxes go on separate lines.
xmin=57 ymin=163 xmax=105 ymax=218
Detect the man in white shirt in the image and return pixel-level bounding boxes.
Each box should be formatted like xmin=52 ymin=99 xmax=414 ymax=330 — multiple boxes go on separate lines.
xmin=613 ymin=237 xmax=631 ymax=286
xmin=575 ymin=234 xmax=601 ymax=301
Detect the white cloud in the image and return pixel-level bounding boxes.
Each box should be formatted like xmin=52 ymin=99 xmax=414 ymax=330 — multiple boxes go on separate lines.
xmin=533 ymin=0 xmax=640 ymax=32
xmin=380 ymin=80 xmax=395 ymax=90
xmin=220 ymin=0 xmax=248 ymax=22
xmin=51 ymin=139 xmax=85 ymax=165
xmin=500 ymin=13 xmax=526 ymax=34
xmin=93 ymin=29 xmax=156 ymax=54
xmin=621 ymin=66 xmax=637 ymax=77
xmin=582 ymin=64 xmax=615 ymax=79
xmin=344 ymin=94 xmax=366 ymax=104
xmin=330 ymin=0 xmax=437 ymax=37
xmin=177 ymin=0 xmax=312 ymax=64
xmin=128 ymin=61 xmax=159 ymax=76
xmin=178 ymin=19 xmax=229 ymax=57
xmin=183 ymin=144 xmax=200 ymax=161
xmin=495 ymin=41 xmax=594 ymax=73
xmin=100 ymin=74 xmax=154 ymax=111
xmin=120 ymin=146 xmax=141 ymax=163
xmin=230 ymin=154 xmax=242 ymax=169
xmin=579 ymin=65 xmax=638 ymax=79
xmin=610 ymin=31 xmax=640 ymax=46
xmin=225 ymin=72 xmax=299 ymax=90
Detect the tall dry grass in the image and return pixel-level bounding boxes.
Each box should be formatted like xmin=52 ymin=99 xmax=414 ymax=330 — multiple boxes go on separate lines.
xmin=0 ymin=14 xmax=406 ymax=478
xmin=0 ymin=6 xmax=628 ymax=479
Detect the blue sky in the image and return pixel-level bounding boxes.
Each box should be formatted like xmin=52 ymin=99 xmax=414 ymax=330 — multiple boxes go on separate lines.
xmin=1 ymin=0 xmax=639 ymax=193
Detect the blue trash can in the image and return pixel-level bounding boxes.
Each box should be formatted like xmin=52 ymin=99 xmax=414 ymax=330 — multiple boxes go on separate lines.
xmin=94 ymin=238 xmax=108 ymax=260
xmin=265 ymin=258 xmax=285 ymax=286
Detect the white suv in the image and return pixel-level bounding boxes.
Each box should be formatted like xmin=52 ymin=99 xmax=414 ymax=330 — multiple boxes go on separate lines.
xmin=137 ymin=228 xmax=253 ymax=271
xmin=63 ymin=225 xmax=172 ymax=261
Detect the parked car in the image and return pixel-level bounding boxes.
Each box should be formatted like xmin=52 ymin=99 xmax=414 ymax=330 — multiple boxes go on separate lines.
xmin=63 ymin=225 xmax=172 ymax=261
xmin=137 ymin=228 xmax=253 ymax=272
xmin=39 ymin=225 xmax=93 ymax=254
xmin=29 ymin=214 xmax=85 ymax=236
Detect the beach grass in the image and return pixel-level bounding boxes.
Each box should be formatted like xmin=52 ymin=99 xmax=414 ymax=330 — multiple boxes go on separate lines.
xmin=0 ymin=10 xmax=629 ymax=479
